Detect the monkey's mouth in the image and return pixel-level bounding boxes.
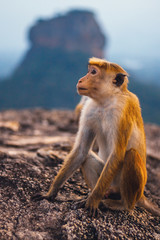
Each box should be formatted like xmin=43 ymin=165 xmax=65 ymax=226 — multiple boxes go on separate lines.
xmin=78 ymin=87 xmax=88 ymax=91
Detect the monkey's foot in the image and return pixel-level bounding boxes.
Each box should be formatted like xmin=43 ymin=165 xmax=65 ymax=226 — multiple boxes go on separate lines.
xmin=85 ymin=195 xmax=103 ymax=218
xmin=92 ymin=208 xmax=102 ymax=218
xmin=31 ymin=192 xmax=54 ymax=202
xmin=101 ymin=199 xmax=125 ymax=211
xmin=73 ymin=196 xmax=103 ymax=217
xmin=72 ymin=195 xmax=88 ymax=209
xmin=86 ymin=202 xmax=103 ymax=218
xmin=85 ymin=204 xmax=102 ymax=218
xmin=105 ymin=187 xmax=121 ymax=200
xmin=73 ymin=196 xmax=101 ymax=217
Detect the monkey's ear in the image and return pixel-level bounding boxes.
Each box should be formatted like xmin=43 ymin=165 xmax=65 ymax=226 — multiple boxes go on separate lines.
xmin=113 ymin=73 xmax=126 ymax=87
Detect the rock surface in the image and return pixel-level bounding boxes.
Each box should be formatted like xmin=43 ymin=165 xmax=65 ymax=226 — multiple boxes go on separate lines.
xmin=0 ymin=109 xmax=159 ymax=240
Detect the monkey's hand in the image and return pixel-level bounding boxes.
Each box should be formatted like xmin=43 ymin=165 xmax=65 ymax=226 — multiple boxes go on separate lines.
xmin=85 ymin=194 xmax=101 ymax=217
xmin=31 ymin=192 xmax=56 ymax=202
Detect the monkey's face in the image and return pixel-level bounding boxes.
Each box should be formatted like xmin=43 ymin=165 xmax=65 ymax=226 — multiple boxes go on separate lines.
xmin=77 ymin=65 xmax=106 ymax=99
xmin=77 ymin=64 xmax=128 ymax=102
xmin=77 ymin=65 xmax=118 ymax=101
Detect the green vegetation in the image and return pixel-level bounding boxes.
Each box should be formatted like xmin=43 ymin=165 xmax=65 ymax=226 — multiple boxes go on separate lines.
xmin=0 ymin=47 xmax=159 ymax=124
xmin=0 ymin=48 xmax=88 ymax=109
xmin=129 ymin=78 xmax=160 ymax=124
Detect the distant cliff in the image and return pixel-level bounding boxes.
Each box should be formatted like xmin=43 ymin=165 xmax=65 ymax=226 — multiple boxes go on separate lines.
xmin=29 ymin=10 xmax=106 ymax=58
xmin=0 ymin=10 xmax=106 ymax=109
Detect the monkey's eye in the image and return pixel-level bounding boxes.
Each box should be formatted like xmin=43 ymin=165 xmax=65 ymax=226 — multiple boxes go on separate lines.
xmin=91 ymin=69 xmax=97 ymax=75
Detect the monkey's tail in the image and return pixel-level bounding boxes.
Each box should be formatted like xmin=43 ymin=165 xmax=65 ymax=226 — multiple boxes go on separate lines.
xmin=137 ymin=195 xmax=160 ymax=216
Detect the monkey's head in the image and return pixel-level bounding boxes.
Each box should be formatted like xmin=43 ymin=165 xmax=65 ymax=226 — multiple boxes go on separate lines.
xmin=77 ymin=57 xmax=129 ymax=102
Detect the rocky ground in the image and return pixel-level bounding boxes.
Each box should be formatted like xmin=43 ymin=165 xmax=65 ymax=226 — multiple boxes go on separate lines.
xmin=0 ymin=109 xmax=159 ymax=240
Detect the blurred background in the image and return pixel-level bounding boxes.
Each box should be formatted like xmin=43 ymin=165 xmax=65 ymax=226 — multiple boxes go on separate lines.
xmin=0 ymin=0 xmax=160 ymax=124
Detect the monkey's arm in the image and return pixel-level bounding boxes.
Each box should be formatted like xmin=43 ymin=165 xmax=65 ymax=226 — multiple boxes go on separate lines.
xmin=32 ymin=124 xmax=95 ymax=201
xmin=74 ymin=96 xmax=88 ymax=121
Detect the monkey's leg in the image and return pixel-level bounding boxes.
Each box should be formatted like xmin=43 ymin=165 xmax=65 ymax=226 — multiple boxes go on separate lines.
xmin=137 ymin=195 xmax=160 ymax=216
xmin=105 ymin=186 xmax=121 ymax=200
xmin=102 ymin=148 xmax=146 ymax=211
xmin=121 ymin=148 xmax=146 ymax=210
xmin=81 ymin=151 xmax=104 ymax=190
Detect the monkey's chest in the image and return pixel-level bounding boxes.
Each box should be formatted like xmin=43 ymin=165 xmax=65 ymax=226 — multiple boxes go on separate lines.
xmin=94 ymin=108 xmax=117 ymax=136
xmin=94 ymin=117 xmax=116 ymax=162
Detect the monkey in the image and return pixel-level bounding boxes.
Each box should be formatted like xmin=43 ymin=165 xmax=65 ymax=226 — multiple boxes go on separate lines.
xmin=32 ymin=57 xmax=160 ymax=216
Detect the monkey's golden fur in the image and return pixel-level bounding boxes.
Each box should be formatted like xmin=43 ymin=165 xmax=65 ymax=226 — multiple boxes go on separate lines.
xmin=33 ymin=57 xmax=160 ymax=216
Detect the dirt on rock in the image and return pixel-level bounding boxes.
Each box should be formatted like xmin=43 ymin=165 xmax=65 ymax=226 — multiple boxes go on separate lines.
xmin=0 ymin=109 xmax=159 ymax=240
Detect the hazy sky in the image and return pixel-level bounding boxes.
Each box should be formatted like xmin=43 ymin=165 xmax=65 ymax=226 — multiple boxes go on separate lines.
xmin=1 ymin=0 xmax=160 ymax=58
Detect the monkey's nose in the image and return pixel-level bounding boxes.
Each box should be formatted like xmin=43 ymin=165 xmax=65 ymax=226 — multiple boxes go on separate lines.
xmin=77 ymin=79 xmax=82 ymax=88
